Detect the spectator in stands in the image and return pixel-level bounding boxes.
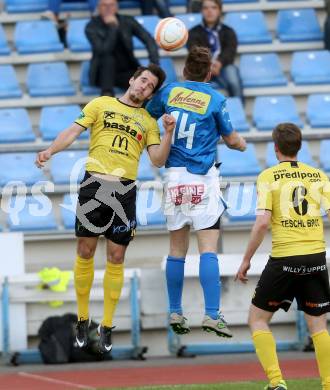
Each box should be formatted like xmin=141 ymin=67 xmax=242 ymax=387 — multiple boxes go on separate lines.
xmin=187 ymin=0 xmax=244 ymax=102
xmin=86 ymin=0 xmax=160 ymax=96
xmin=141 ymin=0 xmax=172 ymax=18
xmin=324 ymin=0 xmax=330 ymax=50
xmin=236 ymin=123 xmax=330 ymax=390
xmin=146 ymin=46 xmax=246 ymax=339
xmin=35 ymin=64 xmax=175 ymax=353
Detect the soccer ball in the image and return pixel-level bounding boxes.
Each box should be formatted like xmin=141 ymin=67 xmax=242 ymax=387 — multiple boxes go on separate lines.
xmin=154 ymin=17 xmax=188 ymax=51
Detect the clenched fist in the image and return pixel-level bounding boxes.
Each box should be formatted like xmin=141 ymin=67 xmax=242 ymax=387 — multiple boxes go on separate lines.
xmin=35 ymin=149 xmax=52 ymax=168
xmin=162 ymin=114 xmax=176 ymax=134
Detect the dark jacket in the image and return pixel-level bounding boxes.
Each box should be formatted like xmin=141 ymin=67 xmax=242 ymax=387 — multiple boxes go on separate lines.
xmin=85 ymin=14 xmax=159 ymax=86
xmin=187 ymin=23 xmax=238 ymax=67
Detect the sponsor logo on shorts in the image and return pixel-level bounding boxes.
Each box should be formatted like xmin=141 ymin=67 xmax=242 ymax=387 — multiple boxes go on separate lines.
xmin=305 ymin=301 xmax=330 ymax=308
xmin=268 ymin=299 xmax=292 ymax=307
xmin=282 ymin=265 xmax=326 ymax=274
xmin=112 ymin=220 xmax=136 ymax=234
xmin=168 ymin=184 xmax=205 ymax=206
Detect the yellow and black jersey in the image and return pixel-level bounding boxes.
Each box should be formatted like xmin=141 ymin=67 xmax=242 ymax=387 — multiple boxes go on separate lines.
xmin=75 ymin=96 xmax=160 ymax=180
xmin=257 ymin=161 xmax=330 ymax=257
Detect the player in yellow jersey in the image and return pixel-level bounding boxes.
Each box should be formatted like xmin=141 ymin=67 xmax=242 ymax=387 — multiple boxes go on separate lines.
xmin=35 ymin=64 xmax=176 ymax=353
xmin=236 ymin=123 xmax=330 ymax=390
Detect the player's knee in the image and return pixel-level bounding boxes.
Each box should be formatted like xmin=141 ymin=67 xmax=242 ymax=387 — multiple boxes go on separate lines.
xmin=107 ymin=250 xmax=125 ymax=264
xmin=77 ymin=239 xmax=96 ymax=259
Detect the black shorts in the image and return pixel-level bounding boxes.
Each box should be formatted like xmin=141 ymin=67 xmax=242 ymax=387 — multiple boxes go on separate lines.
xmin=252 ymin=252 xmax=330 ymax=316
xmin=75 ymin=172 xmax=137 ymax=246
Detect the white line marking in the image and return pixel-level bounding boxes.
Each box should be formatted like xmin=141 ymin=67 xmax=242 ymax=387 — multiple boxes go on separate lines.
xmin=18 ymin=371 xmax=96 ymax=390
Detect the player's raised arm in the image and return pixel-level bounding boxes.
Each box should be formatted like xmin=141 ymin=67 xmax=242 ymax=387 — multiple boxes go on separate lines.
xmin=147 ymin=114 xmax=176 ymax=167
xmin=35 ymin=123 xmax=86 ymax=168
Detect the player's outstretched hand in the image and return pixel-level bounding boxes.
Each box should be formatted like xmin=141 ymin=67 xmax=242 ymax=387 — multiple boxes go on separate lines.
xmin=235 ymin=260 xmax=251 ymax=283
xmin=162 ymin=114 xmax=176 ymax=134
xmin=35 ymin=149 xmax=51 ymax=168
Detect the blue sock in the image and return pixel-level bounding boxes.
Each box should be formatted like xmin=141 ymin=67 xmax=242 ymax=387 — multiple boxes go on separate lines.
xmin=165 ymin=256 xmax=185 ymax=315
xmin=199 ymin=252 xmax=220 ymax=320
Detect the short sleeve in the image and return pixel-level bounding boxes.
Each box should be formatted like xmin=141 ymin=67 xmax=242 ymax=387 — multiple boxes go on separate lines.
xmin=75 ymin=98 xmax=98 ymax=129
xmin=146 ymin=89 xmax=165 ymax=119
xmin=146 ymin=117 xmax=161 ymax=147
xmin=257 ymin=171 xmax=272 ymax=211
xmin=215 ymin=100 xmax=233 ymax=136
xmin=321 ymin=172 xmax=330 ymax=212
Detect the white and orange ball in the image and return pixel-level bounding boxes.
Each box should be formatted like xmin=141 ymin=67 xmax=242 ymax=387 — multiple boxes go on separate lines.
xmin=154 ymin=17 xmax=188 ymax=51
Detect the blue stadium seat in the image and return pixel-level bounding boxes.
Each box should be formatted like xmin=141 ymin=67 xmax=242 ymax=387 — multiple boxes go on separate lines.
xmin=307 ymin=94 xmax=330 ymax=128
xmin=169 ymin=0 xmax=186 ymax=5
xmin=7 ymin=195 xmax=57 ymax=232
xmin=140 ymin=57 xmax=177 ymax=83
xmin=50 ymin=150 xmax=88 ymax=184
xmin=133 ymin=15 xmax=160 ymax=50
xmin=118 ymin=0 xmax=140 ymax=8
xmin=253 ymin=96 xmax=302 ymax=131
xmin=136 ymin=187 xmax=165 ymax=227
xmin=291 ymin=50 xmax=330 ymax=85
xmin=226 ymin=97 xmax=249 ymax=132
xmin=14 ymin=20 xmax=64 ymax=54
xmin=224 ymin=11 xmax=272 ymax=44
xmin=0 ymin=108 xmax=35 ymax=143
xmin=277 ymin=9 xmax=322 ymax=42
xmin=0 ymin=25 xmax=10 ymax=55
xmin=225 ymin=183 xmax=257 ymax=222
xmin=223 ymin=0 xmax=258 ymax=4
xmin=217 ymin=144 xmax=261 ymax=176
xmin=137 ymin=152 xmax=156 ymax=181
xmin=0 ymin=65 xmax=22 ymax=99
xmin=240 ymin=54 xmax=287 ymax=87
xmin=176 ymin=13 xmax=202 ymax=30
xmin=27 ymin=62 xmax=75 ymax=97
xmin=266 ymin=141 xmax=316 ymax=167
xmin=320 ymin=140 xmax=330 ymax=172
xmin=0 ymin=153 xmax=47 ymax=186
xmin=40 ymin=105 xmax=89 ymax=140
xmin=67 ymin=19 xmax=91 ymax=52
xmin=61 ymin=193 xmax=78 ymax=229
xmin=60 ymin=1 xmax=91 ymax=11
xmin=4 ymin=0 xmax=48 ymax=13
xmin=80 ymin=61 xmax=101 ymax=95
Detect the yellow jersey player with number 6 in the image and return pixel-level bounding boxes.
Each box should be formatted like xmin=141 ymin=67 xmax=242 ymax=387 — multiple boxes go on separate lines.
xmin=236 ymin=123 xmax=330 ymax=390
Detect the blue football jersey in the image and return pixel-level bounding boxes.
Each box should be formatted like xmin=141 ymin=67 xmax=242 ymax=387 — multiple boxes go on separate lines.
xmin=146 ymin=80 xmax=233 ymax=175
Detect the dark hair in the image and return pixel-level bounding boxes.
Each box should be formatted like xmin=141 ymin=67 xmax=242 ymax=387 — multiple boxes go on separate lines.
xmin=184 ymin=46 xmax=212 ymax=81
xmin=272 ymin=123 xmax=302 ymax=157
xmin=201 ymin=0 xmax=222 ymax=12
xmin=133 ymin=64 xmax=166 ymax=92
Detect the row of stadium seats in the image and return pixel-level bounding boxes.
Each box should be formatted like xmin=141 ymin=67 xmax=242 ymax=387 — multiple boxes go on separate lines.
xmin=1 ymin=94 xmax=330 ymax=146
xmin=0 ymin=10 xmax=323 ymax=56
xmin=2 ymin=0 xmax=315 ymax=13
xmin=0 ymin=141 xmax=329 ymax=187
xmin=2 ymin=50 xmax=330 ymax=99
xmin=1 ymin=0 xmax=185 ymax=13
xmin=0 ymin=150 xmax=163 ymax=186
xmin=0 ymin=58 xmax=176 ymax=98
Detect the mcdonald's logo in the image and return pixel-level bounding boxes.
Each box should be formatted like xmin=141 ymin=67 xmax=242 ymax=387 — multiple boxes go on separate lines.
xmin=112 ymin=135 xmax=128 ymax=151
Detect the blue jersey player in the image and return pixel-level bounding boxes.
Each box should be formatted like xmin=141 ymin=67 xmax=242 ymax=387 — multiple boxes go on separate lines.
xmin=146 ymin=46 xmax=246 ymax=337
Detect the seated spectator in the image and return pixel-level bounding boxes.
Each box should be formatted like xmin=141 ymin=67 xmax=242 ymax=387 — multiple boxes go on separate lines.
xmin=86 ymin=0 xmax=159 ymax=96
xmin=187 ymin=0 xmax=244 ymax=102
xmin=141 ymin=0 xmax=172 ymax=18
